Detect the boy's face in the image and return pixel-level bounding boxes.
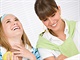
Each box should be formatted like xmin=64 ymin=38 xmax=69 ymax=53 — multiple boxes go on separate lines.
xmin=2 ymin=14 xmax=23 ymax=38
xmin=42 ymin=7 xmax=64 ymax=32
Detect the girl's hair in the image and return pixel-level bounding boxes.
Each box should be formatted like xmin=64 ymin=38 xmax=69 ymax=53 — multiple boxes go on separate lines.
xmin=22 ymin=31 xmax=32 ymax=48
xmin=34 ymin=0 xmax=58 ymax=36
xmin=0 ymin=15 xmax=32 ymax=51
xmin=34 ymin=0 xmax=58 ymax=20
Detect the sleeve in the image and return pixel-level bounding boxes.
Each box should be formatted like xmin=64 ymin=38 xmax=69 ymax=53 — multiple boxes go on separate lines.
xmin=0 ymin=46 xmax=2 ymax=60
xmin=32 ymin=47 xmax=41 ymax=60
xmin=38 ymin=48 xmax=56 ymax=60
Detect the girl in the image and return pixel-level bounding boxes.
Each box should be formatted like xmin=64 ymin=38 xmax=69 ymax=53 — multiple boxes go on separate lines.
xmin=34 ymin=0 xmax=80 ymax=60
xmin=0 ymin=14 xmax=40 ymax=60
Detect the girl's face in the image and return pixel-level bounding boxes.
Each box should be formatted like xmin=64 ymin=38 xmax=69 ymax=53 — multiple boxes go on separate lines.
xmin=42 ymin=7 xmax=64 ymax=32
xmin=2 ymin=14 xmax=23 ymax=38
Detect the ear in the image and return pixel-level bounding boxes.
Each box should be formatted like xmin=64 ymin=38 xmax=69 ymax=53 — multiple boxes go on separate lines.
xmin=58 ymin=6 xmax=61 ymax=15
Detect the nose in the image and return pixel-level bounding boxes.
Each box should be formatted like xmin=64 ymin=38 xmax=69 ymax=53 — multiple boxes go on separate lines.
xmin=48 ymin=18 xmax=53 ymax=25
xmin=13 ymin=21 xmax=17 ymax=25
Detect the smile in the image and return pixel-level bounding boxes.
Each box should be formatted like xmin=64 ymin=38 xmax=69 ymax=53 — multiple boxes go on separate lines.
xmin=52 ymin=23 xmax=57 ymax=27
xmin=12 ymin=26 xmax=20 ymax=31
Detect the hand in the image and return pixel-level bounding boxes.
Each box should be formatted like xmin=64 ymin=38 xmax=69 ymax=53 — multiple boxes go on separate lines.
xmin=7 ymin=52 xmax=11 ymax=60
xmin=56 ymin=54 xmax=67 ymax=60
xmin=12 ymin=44 xmax=36 ymax=60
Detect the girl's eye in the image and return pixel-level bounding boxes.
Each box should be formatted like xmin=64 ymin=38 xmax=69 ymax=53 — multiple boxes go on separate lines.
xmin=6 ymin=20 xmax=10 ymax=23
xmin=51 ymin=13 xmax=55 ymax=17
xmin=15 ymin=18 xmax=19 ymax=21
xmin=43 ymin=18 xmax=48 ymax=21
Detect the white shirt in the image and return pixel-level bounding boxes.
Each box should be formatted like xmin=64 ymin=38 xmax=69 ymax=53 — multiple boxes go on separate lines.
xmin=38 ymin=20 xmax=80 ymax=59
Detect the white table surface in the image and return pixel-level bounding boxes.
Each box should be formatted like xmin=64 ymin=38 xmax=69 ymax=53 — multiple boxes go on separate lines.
xmin=64 ymin=54 xmax=80 ymax=60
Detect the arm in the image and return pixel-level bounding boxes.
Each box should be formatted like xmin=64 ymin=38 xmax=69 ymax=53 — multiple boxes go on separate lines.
xmin=44 ymin=56 xmax=56 ymax=60
xmin=43 ymin=54 xmax=67 ymax=60
xmin=56 ymin=54 xmax=67 ymax=60
xmin=38 ymin=48 xmax=67 ymax=60
xmin=44 ymin=54 xmax=67 ymax=60
xmin=38 ymin=48 xmax=57 ymax=60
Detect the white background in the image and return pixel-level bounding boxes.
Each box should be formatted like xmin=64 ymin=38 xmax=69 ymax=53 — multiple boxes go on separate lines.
xmin=0 ymin=0 xmax=80 ymax=47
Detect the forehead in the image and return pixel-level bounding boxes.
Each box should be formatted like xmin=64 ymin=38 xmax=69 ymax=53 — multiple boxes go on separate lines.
xmin=2 ymin=14 xmax=15 ymax=22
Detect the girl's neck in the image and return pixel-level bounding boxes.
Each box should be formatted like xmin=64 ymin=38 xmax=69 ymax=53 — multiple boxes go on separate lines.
xmin=8 ymin=37 xmax=23 ymax=47
xmin=54 ymin=20 xmax=65 ymax=36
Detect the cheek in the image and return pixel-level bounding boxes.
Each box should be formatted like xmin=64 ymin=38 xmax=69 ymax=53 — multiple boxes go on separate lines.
xmin=43 ymin=21 xmax=49 ymax=26
xmin=4 ymin=28 xmax=9 ymax=35
xmin=3 ymin=26 xmax=7 ymax=32
xmin=19 ymin=23 xmax=22 ymax=27
xmin=55 ymin=13 xmax=61 ymax=19
xmin=20 ymin=24 xmax=23 ymax=30
xmin=3 ymin=25 xmax=10 ymax=34
xmin=55 ymin=16 xmax=60 ymax=20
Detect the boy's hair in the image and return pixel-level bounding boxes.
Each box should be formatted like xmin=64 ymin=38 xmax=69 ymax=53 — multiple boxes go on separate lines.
xmin=34 ymin=0 xmax=58 ymax=20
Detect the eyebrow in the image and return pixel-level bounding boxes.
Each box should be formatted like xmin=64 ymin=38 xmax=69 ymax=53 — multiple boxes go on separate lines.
xmin=4 ymin=19 xmax=11 ymax=23
xmin=3 ymin=19 xmax=10 ymax=23
xmin=14 ymin=17 xmax=19 ymax=20
xmin=6 ymin=17 xmax=17 ymax=21
xmin=4 ymin=17 xmax=18 ymax=22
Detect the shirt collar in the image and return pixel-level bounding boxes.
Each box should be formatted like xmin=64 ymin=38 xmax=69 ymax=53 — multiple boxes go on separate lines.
xmin=44 ymin=19 xmax=69 ymax=40
xmin=64 ymin=20 xmax=69 ymax=35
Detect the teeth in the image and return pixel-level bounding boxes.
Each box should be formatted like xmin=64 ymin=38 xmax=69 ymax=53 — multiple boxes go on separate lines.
xmin=13 ymin=27 xmax=19 ymax=30
xmin=52 ymin=23 xmax=57 ymax=27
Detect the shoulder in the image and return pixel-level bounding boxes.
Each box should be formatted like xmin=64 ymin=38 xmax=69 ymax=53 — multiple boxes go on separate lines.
xmin=39 ymin=30 xmax=52 ymax=40
xmin=25 ymin=44 xmax=32 ymax=52
xmin=65 ymin=20 xmax=76 ymax=25
xmin=0 ymin=46 xmax=7 ymax=57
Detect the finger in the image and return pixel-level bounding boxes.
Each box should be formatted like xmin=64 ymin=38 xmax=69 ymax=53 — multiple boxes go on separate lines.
xmin=7 ymin=53 xmax=11 ymax=60
xmin=13 ymin=52 xmax=23 ymax=57
xmin=12 ymin=52 xmax=16 ymax=60
xmin=12 ymin=53 xmax=13 ymax=60
xmin=7 ymin=54 xmax=10 ymax=60
xmin=14 ymin=44 xmax=23 ymax=49
xmin=13 ymin=55 xmax=19 ymax=60
xmin=12 ymin=47 xmax=21 ymax=51
xmin=14 ymin=54 xmax=22 ymax=57
xmin=13 ymin=51 xmax=21 ymax=55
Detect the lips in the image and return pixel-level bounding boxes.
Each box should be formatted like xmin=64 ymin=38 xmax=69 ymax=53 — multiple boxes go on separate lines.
xmin=52 ymin=21 xmax=58 ymax=28
xmin=52 ymin=23 xmax=57 ymax=27
xmin=11 ymin=26 xmax=20 ymax=31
